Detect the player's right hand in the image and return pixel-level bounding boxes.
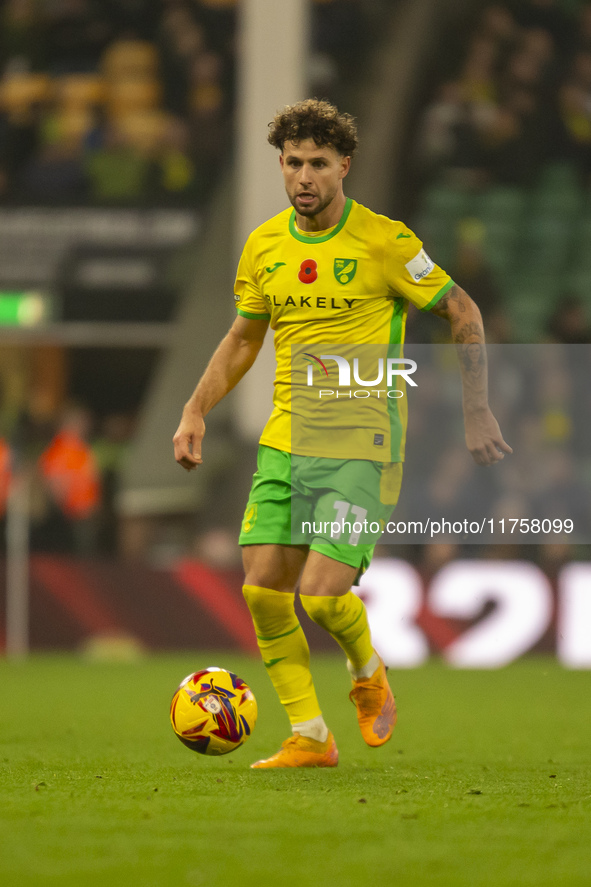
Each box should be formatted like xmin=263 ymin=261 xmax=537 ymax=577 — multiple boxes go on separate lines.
xmin=173 ymin=410 xmax=205 ymax=470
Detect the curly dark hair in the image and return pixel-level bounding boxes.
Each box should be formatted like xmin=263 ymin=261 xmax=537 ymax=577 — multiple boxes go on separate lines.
xmin=268 ymin=99 xmax=358 ymax=156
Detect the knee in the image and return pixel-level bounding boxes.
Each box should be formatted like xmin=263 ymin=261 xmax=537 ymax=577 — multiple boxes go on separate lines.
xmin=242 ymin=546 xmax=305 ymax=593
xmin=298 ymin=575 xmax=334 ymax=598
xmin=243 ymin=559 xmax=297 ymax=595
xmin=244 ymin=570 xmax=292 ymax=594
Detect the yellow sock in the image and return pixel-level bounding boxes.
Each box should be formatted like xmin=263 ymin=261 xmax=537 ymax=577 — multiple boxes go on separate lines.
xmin=300 ymin=591 xmax=374 ymax=671
xmin=242 ymin=585 xmax=322 ymax=725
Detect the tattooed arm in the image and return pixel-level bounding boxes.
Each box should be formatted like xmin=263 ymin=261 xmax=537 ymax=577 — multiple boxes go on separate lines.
xmin=430 ymin=284 xmax=512 ymax=465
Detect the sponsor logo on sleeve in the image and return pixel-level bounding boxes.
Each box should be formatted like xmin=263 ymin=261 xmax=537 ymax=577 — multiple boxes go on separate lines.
xmin=234 ymin=294 xmax=240 ymax=302
xmin=405 ymin=249 xmax=435 ymax=282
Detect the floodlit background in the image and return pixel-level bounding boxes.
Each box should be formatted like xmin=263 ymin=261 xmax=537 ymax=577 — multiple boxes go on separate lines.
xmin=0 ymin=0 xmax=590 ymax=664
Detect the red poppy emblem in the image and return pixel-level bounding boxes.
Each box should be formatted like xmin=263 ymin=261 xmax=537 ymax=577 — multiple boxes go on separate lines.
xmin=298 ymin=259 xmax=318 ymax=284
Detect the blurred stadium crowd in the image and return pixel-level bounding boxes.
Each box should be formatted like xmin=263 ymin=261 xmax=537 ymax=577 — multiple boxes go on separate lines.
xmin=418 ymin=1 xmax=591 ymax=189
xmin=0 ymin=0 xmax=236 ymax=205
xmin=411 ymin=0 xmax=591 ymax=343
xmin=0 ymin=400 xmax=134 ymax=556
xmin=401 ymin=1 xmax=591 ymax=577
xmin=0 ymin=0 xmax=369 ymax=205
xmin=392 ymin=344 xmax=591 ymax=557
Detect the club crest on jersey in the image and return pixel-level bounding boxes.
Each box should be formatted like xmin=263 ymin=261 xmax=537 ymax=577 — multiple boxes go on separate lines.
xmin=334 ymin=259 xmax=357 ymax=285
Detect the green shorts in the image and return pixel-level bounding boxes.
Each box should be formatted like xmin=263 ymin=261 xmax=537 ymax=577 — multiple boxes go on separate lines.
xmin=239 ymin=445 xmax=402 ymax=577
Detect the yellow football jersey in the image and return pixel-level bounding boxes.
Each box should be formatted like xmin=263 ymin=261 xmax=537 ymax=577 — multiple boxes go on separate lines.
xmin=234 ymin=198 xmax=453 ymax=460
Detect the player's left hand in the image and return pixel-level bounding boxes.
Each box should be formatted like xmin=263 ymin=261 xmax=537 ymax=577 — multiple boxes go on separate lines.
xmin=464 ymin=407 xmax=513 ymax=466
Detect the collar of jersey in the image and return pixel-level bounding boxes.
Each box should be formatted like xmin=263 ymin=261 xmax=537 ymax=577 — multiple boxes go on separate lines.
xmin=288 ymin=197 xmax=352 ymax=243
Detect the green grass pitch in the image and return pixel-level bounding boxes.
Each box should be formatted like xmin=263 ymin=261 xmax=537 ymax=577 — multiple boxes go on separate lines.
xmin=1 ymin=654 xmax=590 ymax=887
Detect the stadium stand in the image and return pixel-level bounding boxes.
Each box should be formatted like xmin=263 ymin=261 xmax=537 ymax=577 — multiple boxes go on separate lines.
xmin=413 ymin=0 xmax=591 ymax=342
xmin=0 ymin=0 xmax=372 ymax=208
xmin=0 ymin=0 xmax=237 ymax=206
xmin=395 ymin=2 xmax=591 ymax=568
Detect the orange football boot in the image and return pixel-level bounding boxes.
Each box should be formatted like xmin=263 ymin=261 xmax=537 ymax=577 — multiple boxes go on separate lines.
xmin=250 ymin=731 xmax=338 ymax=769
xmin=349 ymin=656 xmax=396 ymax=747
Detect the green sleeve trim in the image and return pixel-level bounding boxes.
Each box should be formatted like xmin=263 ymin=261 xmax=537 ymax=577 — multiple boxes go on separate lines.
xmin=288 ymin=197 xmax=353 ymax=243
xmin=236 ymin=308 xmax=271 ymax=320
xmin=420 ymin=278 xmax=455 ymax=312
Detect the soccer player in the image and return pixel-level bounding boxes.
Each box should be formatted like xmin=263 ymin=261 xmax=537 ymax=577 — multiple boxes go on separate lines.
xmin=173 ymin=99 xmax=511 ymax=768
